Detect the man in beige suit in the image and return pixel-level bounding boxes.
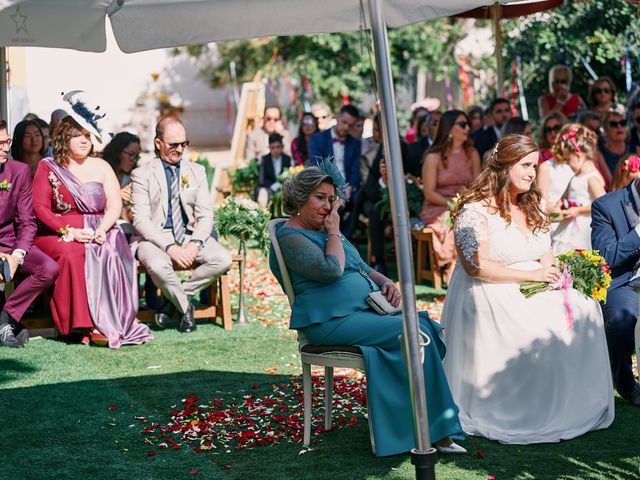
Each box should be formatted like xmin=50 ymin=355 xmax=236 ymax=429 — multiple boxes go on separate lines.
xmin=132 ymin=116 xmax=232 ymax=333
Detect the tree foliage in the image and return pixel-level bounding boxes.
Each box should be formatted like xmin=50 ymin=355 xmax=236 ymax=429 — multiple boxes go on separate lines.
xmin=181 ymin=19 xmax=466 ymax=113
xmin=504 ymin=0 xmax=640 ymax=122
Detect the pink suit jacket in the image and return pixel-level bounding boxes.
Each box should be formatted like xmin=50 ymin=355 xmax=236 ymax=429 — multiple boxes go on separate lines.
xmin=0 ymin=159 xmax=36 ymax=254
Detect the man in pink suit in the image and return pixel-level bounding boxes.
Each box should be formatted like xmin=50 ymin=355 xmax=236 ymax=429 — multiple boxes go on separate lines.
xmin=0 ymin=120 xmax=58 ymax=347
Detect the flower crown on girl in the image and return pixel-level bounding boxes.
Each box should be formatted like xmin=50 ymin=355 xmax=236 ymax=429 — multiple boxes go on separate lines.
xmin=561 ymin=129 xmax=581 ymax=153
xmin=621 ymin=155 xmax=640 ymax=173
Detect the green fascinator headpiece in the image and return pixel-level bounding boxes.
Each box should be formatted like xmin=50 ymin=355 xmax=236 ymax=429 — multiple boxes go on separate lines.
xmin=316 ymin=156 xmax=348 ymax=201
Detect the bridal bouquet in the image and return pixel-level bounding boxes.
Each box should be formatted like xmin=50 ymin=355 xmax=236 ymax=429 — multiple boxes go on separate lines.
xmin=520 ymin=249 xmax=612 ymax=302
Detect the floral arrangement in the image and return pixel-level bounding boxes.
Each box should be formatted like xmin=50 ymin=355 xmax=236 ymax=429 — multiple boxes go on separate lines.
xmin=215 ymin=196 xmax=270 ymax=253
xmin=230 ymin=158 xmax=259 ymax=193
xmin=270 ymin=165 xmax=305 ymax=206
xmin=521 ymin=249 xmax=612 ymax=302
xmin=443 ymin=193 xmax=462 ymax=227
xmin=379 ymin=177 xmax=424 ymax=219
xmin=0 ymin=179 xmax=11 ymax=191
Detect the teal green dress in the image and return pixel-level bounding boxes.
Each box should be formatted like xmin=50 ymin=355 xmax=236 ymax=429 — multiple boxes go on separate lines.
xmin=269 ymin=224 xmax=462 ymax=457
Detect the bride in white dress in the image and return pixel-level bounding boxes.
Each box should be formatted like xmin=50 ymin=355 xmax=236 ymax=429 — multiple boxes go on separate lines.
xmin=441 ymin=134 xmax=614 ymax=444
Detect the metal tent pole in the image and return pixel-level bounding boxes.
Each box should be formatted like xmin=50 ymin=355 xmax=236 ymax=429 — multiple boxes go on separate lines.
xmin=0 ymin=47 xmax=8 ymax=123
xmin=493 ymin=3 xmax=505 ymax=97
xmin=366 ymin=1 xmax=437 ymax=479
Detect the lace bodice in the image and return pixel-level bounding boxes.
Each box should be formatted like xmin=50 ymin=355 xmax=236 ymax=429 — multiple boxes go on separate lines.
xmin=455 ymin=202 xmax=551 ymax=267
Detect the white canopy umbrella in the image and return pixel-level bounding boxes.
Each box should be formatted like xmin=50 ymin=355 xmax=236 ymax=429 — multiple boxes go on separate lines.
xmin=0 ymin=2 xmax=535 ymax=477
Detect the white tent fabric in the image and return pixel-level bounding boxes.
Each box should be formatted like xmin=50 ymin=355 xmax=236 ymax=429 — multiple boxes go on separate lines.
xmin=108 ymin=0 xmax=492 ymax=53
xmin=0 ymin=1 xmax=111 ymax=52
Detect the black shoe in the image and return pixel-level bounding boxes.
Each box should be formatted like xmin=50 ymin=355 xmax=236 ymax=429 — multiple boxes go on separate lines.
xmin=619 ymin=382 xmax=640 ymax=406
xmin=154 ymin=301 xmax=176 ymax=330
xmin=178 ymin=303 xmax=196 ymax=333
xmin=0 ymin=311 xmax=24 ymax=348
xmin=11 ymin=320 xmax=29 ymax=346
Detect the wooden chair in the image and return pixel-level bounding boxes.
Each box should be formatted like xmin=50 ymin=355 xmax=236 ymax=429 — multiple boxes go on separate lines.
xmin=412 ymin=227 xmax=442 ymax=289
xmin=136 ymin=257 xmax=241 ymax=331
xmin=267 ymin=218 xmax=375 ymax=453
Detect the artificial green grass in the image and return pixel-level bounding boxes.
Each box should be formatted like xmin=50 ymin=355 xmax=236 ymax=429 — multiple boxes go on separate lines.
xmin=2 ymin=256 xmax=639 ymax=480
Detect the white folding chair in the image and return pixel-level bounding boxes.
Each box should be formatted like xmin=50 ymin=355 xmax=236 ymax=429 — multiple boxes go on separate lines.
xmin=268 ymin=218 xmax=375 ymax=453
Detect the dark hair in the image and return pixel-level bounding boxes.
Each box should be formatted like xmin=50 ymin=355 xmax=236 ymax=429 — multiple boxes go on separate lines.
xmin=339 ymin=104 xmax=360 ymax=119
xmin=501 ymin=117 xmax=529 ymax=136
xmin=268 ymin=133 xmax=284 ymax=145
xmin=588 ymin=77 xmax=617 ymax=108
xmin=11 ymin=120 xmax=45 ymax=161
xmin=452 ymin=134 xmax=547 ymax=233
xmin=425 ymin=110 xmax=473 ymax=168
xmin=52 ymin=116 xmax=94 ymax=166
xmin=0 ymin=120 xmax=7 ymax=132
xmin=468 ymin=105 xmax=484 ymax=118
xmin=294 ymin=112 xmax=318 ymax=159
xmin=154 ymin=115 xmax=186 ymax=156
xmin=102 ymin=132 xmax=141 ymax=179
xmin=489 ymin=98 xmax=509 ymax=113
xmin=34 ymin=118 xmax=50 ymax=131
xmin=415 ymin=115 xmax=430 ymax=141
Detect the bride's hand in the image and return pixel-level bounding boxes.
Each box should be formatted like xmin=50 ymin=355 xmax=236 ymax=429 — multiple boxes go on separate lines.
xmin=532 ymin=264 xmax=560 ymax=283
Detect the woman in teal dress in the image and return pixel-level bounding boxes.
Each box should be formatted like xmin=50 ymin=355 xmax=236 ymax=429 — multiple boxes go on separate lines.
xmin=269 ymin=163 xmax=465 ymax=457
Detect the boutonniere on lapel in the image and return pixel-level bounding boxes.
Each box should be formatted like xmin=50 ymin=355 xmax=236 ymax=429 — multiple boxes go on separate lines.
xmin=0 ymin=179 xmax=12 ymax=191
xmin=181 ymin=175 xmax=190 ymax=189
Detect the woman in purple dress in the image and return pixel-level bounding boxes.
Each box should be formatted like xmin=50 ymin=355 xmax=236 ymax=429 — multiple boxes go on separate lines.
xmin=33 ymin=98 xmax=152 ymax=348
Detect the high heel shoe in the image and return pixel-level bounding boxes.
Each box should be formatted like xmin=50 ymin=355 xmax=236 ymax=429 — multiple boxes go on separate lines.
xmin=90 ymin=331 xmax=108 ymax=347
xmin=435 ymin=441 xmax=467 ymax=454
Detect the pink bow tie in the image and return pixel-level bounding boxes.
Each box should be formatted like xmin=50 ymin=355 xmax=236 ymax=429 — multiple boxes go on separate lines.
xmin=332 ymin=137 xmax=346 ymax=145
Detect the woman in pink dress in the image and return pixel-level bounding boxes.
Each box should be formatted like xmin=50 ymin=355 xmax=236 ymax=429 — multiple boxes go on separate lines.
xmin=420 ymin=110 xmax=481 ymax=283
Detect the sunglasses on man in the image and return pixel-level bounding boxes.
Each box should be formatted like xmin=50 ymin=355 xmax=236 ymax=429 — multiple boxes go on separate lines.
xmin=160 ymin=139 xmax=190 ymax=150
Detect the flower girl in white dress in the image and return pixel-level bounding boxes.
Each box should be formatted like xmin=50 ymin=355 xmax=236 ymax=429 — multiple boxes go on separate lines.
xmin=441 ymin=134 xmax=614 ymax=444
xmin=550 ymin=124 xmax=606 ymax=254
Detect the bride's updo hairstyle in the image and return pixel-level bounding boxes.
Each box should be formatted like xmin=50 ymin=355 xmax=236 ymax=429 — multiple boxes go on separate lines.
xmin=452 ymin=134 xmax=548 ymax=233
xmin=281 ymin=166 xmax=335 ymax=216
xmin=551 ymin=123 xmax=597 ymax=164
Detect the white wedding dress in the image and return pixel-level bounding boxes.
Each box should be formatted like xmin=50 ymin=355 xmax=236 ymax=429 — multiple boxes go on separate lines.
xmin=441 ymin=202 xmax=614 ymax=444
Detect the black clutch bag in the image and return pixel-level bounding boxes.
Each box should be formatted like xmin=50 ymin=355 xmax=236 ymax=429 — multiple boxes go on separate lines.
xmin=0 ymin=258 xmax=11 ymax=283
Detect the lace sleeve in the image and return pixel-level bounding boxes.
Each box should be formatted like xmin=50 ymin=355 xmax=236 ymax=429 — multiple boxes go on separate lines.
xmin=278 ymin=229 xmax=343 ymax=283
xmin=454 ymin=205 xmax=489 ymax=268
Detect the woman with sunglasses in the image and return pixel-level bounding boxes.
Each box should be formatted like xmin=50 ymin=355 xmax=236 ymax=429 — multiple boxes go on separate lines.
xmin=537 ymin=112 xmax=567 ymax=163
xmin=421 ymin=110 xmax=481 ymax=284
xmin=588 ymin=77 xmax=622 ymax=120
xmin=291 ymin=112 xmax=319 ymax=166
xmin=598 ymin=110 xmax=640 ymax=182
xmin=538 ymin=65 xmax=585 ymax=120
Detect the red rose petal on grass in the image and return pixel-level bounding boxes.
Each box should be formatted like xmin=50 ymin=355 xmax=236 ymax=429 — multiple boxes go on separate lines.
xmin=188 ymin=470 xmax=198 ymax=475
xmin=251 ymin=384 xmax=260 ymax=390
xmin=487 ymin=476 xmax=496 ymax=480
xmin=107 ymin=405 xmax=118 ymax=411
xmin=147 ymin=450 xmax=156 ymax=456
xmin=477 ymin=450 xmax=485 ymax=459
xmin=224 ymin=465 xmax=233 ymax=469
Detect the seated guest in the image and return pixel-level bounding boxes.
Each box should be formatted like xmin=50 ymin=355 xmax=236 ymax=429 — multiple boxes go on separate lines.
xmin=132 ymin=116 xmax=232 ymax=333
xmin=578 ymin=110 xmax=602 ymax=136
xmin=308 ymin=104 xmax=362 ymax=201
xmin=538 ymin=64 xmax=586 ymax=120
xmin=421 ymin=110 xmax=481 ymax=283
xmin=538 ymin=112 xmax=567 ymax=163
xmin=474 ymin=98 xmax=511 ymax=160
xmin=311 ymin=102 xmax=334 ymax=132
xmin=611 ymin=153 xmax=640 ymax=191
xmin=32 ymin=100 xmax=153 ymax=347
xmin=270 ymin=163 xmax=465 ymax=456
xmin=551 ymin=124 xmax=606 ymax=254
xmin=291 ymin=112 xmax=318 ymax=166
xmin=102 ymin=132 xmax=141 ymax=226
xmin=404 ymin=106 xmax=428 ymax=144
xmin=592 ymin=157 xmax=640 ymax=406
xmin=405 ymin=114 xmax=431 ymax=176
xmin=481 ymin=116 xmax=532 ymax=164
xmin=0 ymin=120 xmax=58 ymax=348
xmin=467 ymin=105 xmax=484 ymax=140
xmin=34 ymin=118 xmax=51 ymax=158
xmin=588 ymin=77 xmax=623 ymax=120
xmin=11 ymin=120 xmax=46 ymax=177
xmin=245 ymin=106 xmax=292 ymax=161
xmin=256 ymin=133 xmax=291 ymax=208
xmin=350 ymin=112 xmax=365 ymax=140
xmin=598 ymin=110 xmax=637 ymax=184
xmin=441 ymin=134 xmax=614 ymax=442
